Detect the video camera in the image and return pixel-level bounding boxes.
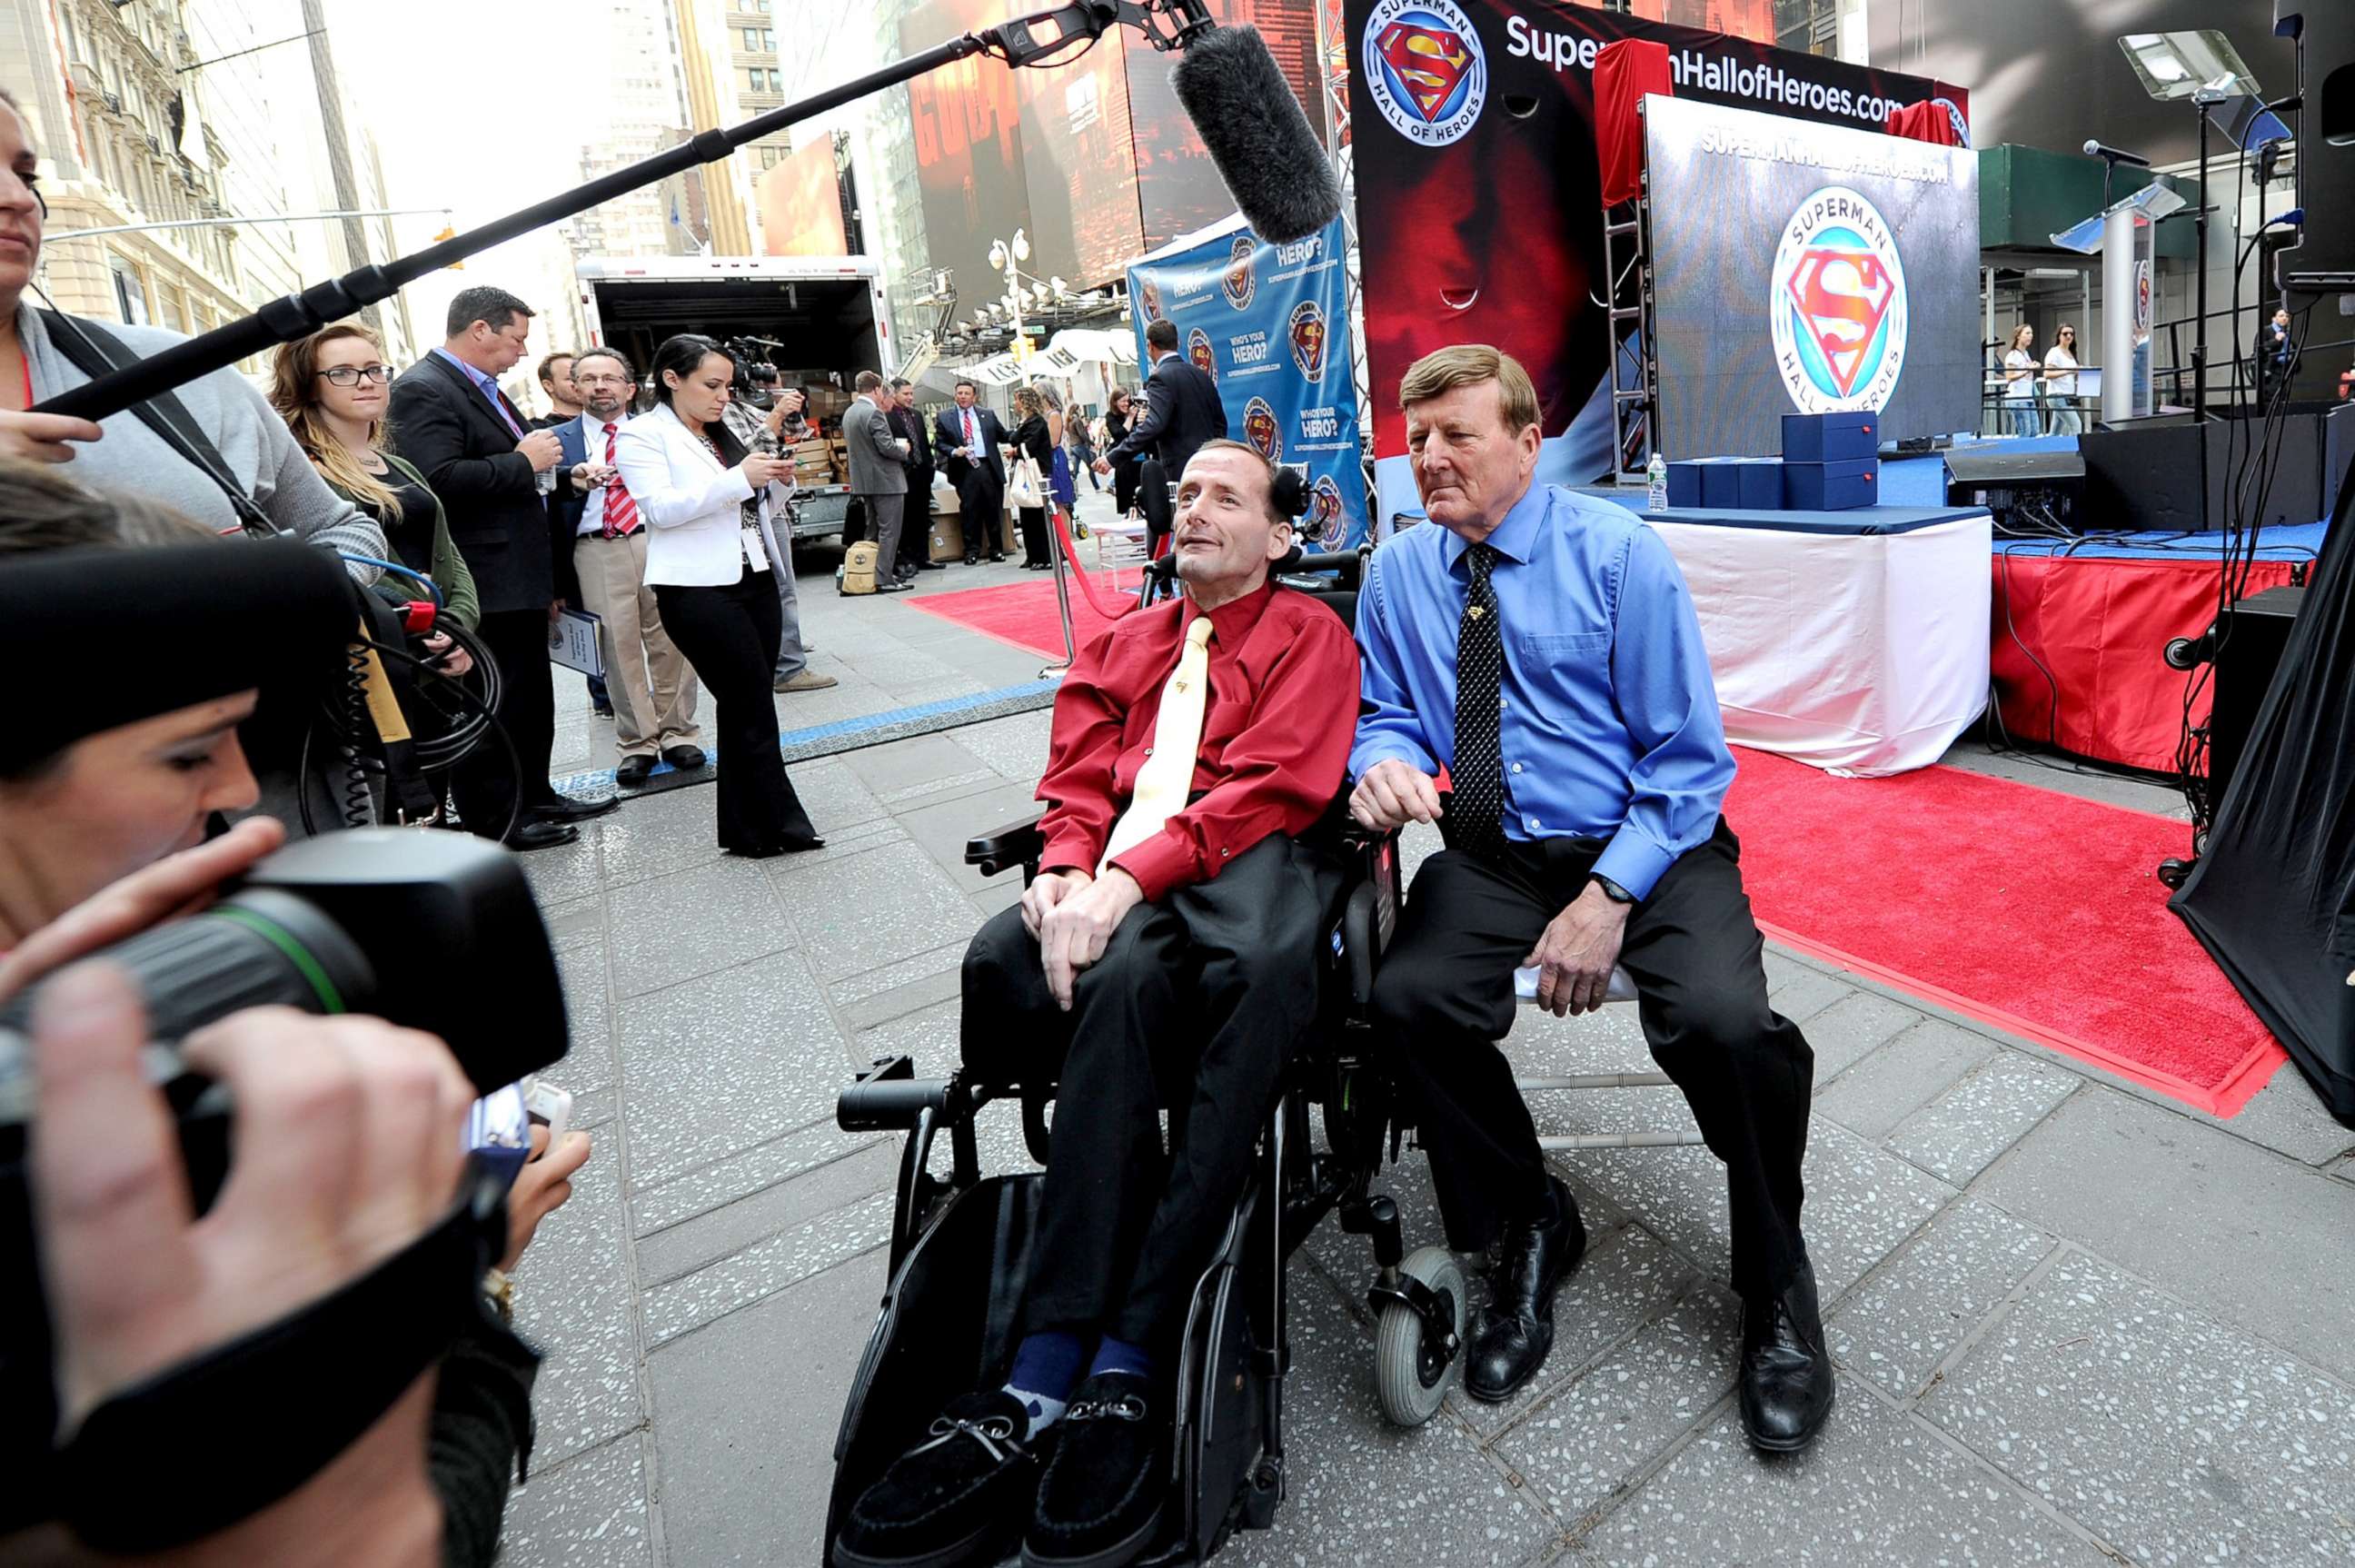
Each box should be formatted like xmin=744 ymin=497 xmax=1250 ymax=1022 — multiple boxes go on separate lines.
xmin=0 ymin=829 xmax=570 ymax=1530
xmin=723 ymin=333 xmax=784 ymax=406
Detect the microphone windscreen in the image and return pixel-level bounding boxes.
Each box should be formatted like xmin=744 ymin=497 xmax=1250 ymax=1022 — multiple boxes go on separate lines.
xmin=1171 ymin=26 xmax=1343 ymax=245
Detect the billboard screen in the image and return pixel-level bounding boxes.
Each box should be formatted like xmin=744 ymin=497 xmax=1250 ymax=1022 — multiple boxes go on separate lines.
xmin=757 ymin=139 xmax=849 ymax=258
xmin=1644 ymin=96 xmax=1981 ymax=455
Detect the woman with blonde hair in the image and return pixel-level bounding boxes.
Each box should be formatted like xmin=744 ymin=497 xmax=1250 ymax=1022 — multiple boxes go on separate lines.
xmin=269 ymin=323 xmax=478 ymax=648
xmin=1009 ymin=383 xmax=1057 ymax=569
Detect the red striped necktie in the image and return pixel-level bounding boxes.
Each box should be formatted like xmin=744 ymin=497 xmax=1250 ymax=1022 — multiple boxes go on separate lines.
xmin=601 ymin=422 xmax=641 ymax=539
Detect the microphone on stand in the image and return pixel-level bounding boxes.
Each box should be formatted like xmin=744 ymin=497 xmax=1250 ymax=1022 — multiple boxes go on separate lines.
xmin=2082 ymin=139 xmax=2152 ymax=168
xmin=1173 ymin=26 xmax=1344 ymax=243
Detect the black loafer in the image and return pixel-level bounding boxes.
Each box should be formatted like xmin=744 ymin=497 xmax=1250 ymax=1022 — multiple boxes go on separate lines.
xmin=833 ymin=1390 xmax=1042 ymax=1568
xmin=537 ymin=793 xmax=620 ymax=822
xmin=1023 ymin=1373 xmax=1167 ymax=1568
xmin=615 ymin=756 xmax=656 ymax=788
xmin=1463 ymin=1176 xmax=1587 ymax=1403
xmin=661 ymin=744 xmax=708 ymax=770
xmin=1738 ymin=1261 xmax=1836 ymax=1453
xmin=502 ymin=819 xmax=580 ymax=851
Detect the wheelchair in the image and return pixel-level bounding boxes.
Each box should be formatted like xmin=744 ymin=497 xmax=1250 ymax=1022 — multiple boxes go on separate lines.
xmin=824 ymin=547 xmax=1702 ymax=1563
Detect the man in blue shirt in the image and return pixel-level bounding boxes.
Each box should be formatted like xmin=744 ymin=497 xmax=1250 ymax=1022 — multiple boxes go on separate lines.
xmin=1350 ymin=345 xmax=1832 ymax=1453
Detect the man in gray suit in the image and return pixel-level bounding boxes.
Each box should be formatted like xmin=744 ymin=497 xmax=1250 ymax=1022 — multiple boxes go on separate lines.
xmin=845 ymin=370 xmax=914 ymax=592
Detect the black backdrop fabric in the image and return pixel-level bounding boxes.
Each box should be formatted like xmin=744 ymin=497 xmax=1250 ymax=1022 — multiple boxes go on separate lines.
xmin=2172 ymin=460 xmax=2355 ymax=1126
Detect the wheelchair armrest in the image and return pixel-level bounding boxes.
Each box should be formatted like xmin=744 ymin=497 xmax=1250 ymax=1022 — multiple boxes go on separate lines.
xmin=838 ymin=1055 xmax=950 ymax=1132
xmin=966 ymin=810 xmax=1048 ymax=878
xmin=1339 ymin=824 xmax=1404 ymax=1007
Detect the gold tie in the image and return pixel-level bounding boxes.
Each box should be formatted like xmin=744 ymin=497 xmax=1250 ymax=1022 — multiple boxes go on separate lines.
xmin=1100 ymin=617 xmax=1217 ymax=874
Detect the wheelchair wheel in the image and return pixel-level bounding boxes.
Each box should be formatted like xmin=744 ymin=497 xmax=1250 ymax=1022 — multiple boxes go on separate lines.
xmin=1373 ymin=1245 xmax=1465 ymax=1427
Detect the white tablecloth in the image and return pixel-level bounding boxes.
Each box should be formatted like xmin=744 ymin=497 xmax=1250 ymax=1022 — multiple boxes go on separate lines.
xmin=1644 ymin=511 xmax=1993 ymax=777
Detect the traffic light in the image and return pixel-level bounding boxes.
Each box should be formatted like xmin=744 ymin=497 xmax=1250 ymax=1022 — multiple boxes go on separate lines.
xmin=433 ymin=226 xmax=462 ymax=270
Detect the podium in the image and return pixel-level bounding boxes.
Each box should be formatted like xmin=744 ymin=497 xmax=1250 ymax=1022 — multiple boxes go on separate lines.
xmin=2052 ymin=182 xmax=2186 ymax=425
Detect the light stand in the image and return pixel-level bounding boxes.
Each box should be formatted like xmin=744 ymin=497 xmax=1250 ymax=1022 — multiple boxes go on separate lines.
xmin=35 ymin=1 xmax=1211 ymax=423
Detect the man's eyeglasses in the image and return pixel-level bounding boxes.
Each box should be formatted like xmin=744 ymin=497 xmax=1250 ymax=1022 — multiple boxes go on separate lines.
xmin=318 ymin=364 xmax=393 ymax=386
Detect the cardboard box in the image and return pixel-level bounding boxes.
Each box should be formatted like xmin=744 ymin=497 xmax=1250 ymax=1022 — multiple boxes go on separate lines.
xmin=1782 ymin=458 xmax=1879 ymax=511
xmin=928 ymin=511 xmax=965 ymax=561
xmin=1782 ymin=412 xmax=1878 ymax=463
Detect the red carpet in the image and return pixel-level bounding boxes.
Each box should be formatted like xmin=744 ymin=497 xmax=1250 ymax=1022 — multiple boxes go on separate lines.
xmin=903 ymin=568 xmax=1148 ymax=657
xmin=899 ymin=581 xmax=2284 ymax=1115
xmin=1727 ymin=747 xmax=2282 ymax=1116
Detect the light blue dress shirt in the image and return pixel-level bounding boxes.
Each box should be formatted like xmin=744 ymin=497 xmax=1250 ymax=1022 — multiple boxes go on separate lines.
xmin=432 ymin=346 xmax=524 ymax=437
xmin=1351 ymin=481 xmax=1734 ymax=901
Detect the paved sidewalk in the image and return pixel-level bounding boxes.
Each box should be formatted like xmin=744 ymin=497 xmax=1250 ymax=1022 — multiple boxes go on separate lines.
xmin=496 ymin=515 xmax=2355 ymax=1568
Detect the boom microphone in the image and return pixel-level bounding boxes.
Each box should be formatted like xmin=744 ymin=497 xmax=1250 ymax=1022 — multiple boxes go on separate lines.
xmin=2082 ymin=139 xmax=2151 ymax=167
xmin=1170 ymin=25 xmax=1345 ymax=245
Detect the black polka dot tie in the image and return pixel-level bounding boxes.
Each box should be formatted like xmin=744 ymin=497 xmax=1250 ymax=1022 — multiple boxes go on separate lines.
xmin=1449 ymin=542 xmax=1506 ymax=864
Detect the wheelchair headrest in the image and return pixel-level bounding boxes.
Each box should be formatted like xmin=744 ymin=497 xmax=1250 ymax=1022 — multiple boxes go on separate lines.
xmin=1143 ymin=542 xmax=1366 ymax=589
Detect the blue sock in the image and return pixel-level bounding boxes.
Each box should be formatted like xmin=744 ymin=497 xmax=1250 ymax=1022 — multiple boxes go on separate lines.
xmin=1003 ymin=1331 xmax=1087 ymax=1438
xmin=1087 ymin=1335 xmax=1157 ymax=1384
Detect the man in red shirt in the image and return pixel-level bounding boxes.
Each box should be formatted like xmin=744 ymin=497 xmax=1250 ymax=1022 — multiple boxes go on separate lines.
xmin=833 ymin=442 xmax=1359 ymax=1568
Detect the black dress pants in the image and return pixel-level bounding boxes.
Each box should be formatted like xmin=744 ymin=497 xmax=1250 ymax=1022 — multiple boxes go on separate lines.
xmin=960 ymin=836 xmax=1338 ymax=1354
xmin=1016 ymin=506 xmax=1050 ymax=568
xmin=1112 ymin=457 xmax=1139 ymax=519
xmin=1369 ymin=819 xmax=1813 ymax=1300
xmin=954 ymin=466 xmax=1005 ymax=558
xmin=1137 ymin=457 xmax=1172 ymax=555
xmin=652 ymin=567 xmax=817 ymax=854
xmin=899 ymin=469 xmax=934 ymax=575
xmin=450 ymin=607 xmax=563 ymax=838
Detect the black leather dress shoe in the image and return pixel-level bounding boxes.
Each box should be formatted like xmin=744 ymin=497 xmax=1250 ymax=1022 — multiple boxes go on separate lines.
xmin=919 ymin=560 xmax=946 ymax=571
xmin=537 ymin=793 xmax=619 ymax=822
xmin=1024 ymin=1373 xmax=1167 ymax=1568
xmin=963 ymin=554 xmax=980 ymax=566
xmin=502 ymin=819 xmax=580 ymax=851
xmin=661 ymin=744 xmax=707 ymax=770
xmin=832 ymin=1390 xmax=1043 ymax=1568
xmin=1738 ymin=1262 xmax=1835 ymax=1452
xmin=1463 ymin=1176 xmax=1587 ymax=1403
xmin=615 ymin=756 xmax=656 ymax=788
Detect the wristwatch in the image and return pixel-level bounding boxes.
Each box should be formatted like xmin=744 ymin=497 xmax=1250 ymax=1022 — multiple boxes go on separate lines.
xmin=482 ymin=1265 xmax=514 ymax=1327
xmin=1590 ymin=874 xmax=1636 ymax=906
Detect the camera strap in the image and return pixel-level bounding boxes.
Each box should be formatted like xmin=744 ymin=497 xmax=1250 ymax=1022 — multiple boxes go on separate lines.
xmin=53 ymin=1156 xmax=519 ymax=1553
xmin=35 ymin=309 xmax=277 ymax=536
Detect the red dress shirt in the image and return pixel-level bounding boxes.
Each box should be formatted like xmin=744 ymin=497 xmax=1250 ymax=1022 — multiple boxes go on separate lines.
xmin=1036 ymin=581 xmax=1361 ymax=901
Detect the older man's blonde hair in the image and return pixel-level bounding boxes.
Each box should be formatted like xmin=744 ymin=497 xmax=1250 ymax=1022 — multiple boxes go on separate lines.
xmin=1397 ymin=344 xmax=1541 ymax=434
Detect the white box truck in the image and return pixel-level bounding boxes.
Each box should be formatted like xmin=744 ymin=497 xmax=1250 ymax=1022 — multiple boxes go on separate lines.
xmin=571 ymin=254 xmax=895 ymax=544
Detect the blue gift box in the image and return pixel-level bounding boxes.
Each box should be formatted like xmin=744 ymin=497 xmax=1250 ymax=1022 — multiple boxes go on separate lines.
xmin=1698 ymin=457 xmax=1748 ymax=508
xmin=1735 ymin=458 xmax=1784 ymax=509
xmin=1664 ymin=461 xmax=1710 ymax=508
xmin=1782 ymin=412 xmax=1879 ymax=463
xmin=1783 ymin=458 xmax=1879 ymax=511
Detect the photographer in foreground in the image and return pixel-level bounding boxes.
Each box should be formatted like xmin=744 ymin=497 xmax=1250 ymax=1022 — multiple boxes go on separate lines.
xmin=0 ymin=531 xmax=586 ymax=1565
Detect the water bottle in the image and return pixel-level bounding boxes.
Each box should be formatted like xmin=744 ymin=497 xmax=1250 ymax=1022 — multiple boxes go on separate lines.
xmin=1645 ymin=452 xmax=1668 ymax=512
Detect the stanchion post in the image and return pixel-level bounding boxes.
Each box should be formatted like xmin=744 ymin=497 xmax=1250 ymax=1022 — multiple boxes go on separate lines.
xmin=1041 ymin=505 xmax=1078 ymax=679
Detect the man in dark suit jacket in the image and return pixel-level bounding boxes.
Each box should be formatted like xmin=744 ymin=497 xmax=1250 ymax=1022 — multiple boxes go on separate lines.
xmin=889 ymin=377 xmax=940 ymax=573
xmin=935 ymin=377 xmax=1010 ymax=564
xmin=1098 ymin=317 xmax=1228 ymax=551
xmin=389 ymin=285 xmax=616 ymax=849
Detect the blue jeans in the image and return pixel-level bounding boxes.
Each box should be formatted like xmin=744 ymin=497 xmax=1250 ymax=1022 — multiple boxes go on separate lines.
xmin=2008 ymin=403 xmax=2042 ymax=439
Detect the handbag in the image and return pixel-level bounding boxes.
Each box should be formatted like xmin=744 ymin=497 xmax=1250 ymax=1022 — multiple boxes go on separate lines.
xmin=1008 ymin=453 xmax=1045 ymax=510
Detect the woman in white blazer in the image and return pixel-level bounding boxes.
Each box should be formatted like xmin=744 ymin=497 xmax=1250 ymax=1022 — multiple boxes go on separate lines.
xmin=611 ymin=335 xmax=822 ymax=857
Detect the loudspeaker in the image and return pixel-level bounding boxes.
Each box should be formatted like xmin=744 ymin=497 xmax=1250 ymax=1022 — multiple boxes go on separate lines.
xmin=2208 ymin=584 xmax=2304 ymax=800
xmin=2275 ymin=5 xmax=2355 ymax=295
xmin=2079 ymin=413 xmax=2328 ymax=532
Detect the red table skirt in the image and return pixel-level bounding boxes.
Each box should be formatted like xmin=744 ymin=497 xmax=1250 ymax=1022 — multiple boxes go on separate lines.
xmin=1991 ymin=554 xmax=2300 ymax=772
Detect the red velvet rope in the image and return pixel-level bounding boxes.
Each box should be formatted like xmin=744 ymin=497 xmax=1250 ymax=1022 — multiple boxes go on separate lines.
xmin=1049 ymin=507 xmax=1149 ymax=621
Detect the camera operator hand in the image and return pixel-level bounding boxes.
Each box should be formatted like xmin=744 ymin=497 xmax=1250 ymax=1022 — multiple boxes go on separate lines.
xmin=515 ymin=430 xmax=564 ymax=474
xmin=501 ymin=1123 xmax=591 ymax=1273
xmin=741 ymin=452 xmax=788 ymax=490
xmin=420 ymin=630 xmax=473 ymax=678
xmin=764 ymin=389 xmax=807 ymax=440
xmin=28 ymin=964 xmax=467 ymax=1564
xmin=0 ymin=409 xmax=105 ymax=465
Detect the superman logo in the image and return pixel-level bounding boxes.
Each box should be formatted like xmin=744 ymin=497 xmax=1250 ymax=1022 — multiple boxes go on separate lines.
xmin=1187 ymin=328 xmax=1217 ymax=382
xmin=1221 ymin=235 xmax=1256 ymax=311
xmin=1375 ymin=21 xmax=1476 ymax=124
xmin=1307 ymin=474 xmax=1345 ymax=542
xmin=1242 ymin=397 xmax=1281 ymax=461
xmin=1288 ymin=301 xmax=1328 ymax=382
xmin=1784 ymin=246 xmax=1896 ymax=399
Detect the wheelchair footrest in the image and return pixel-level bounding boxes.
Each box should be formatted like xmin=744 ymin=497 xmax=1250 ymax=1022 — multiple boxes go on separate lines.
xmin=1536 ymin=1130 xmax=1710 ymax=1151
xmin=1515 ymin=1072 xmax=1677 ymax=1091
